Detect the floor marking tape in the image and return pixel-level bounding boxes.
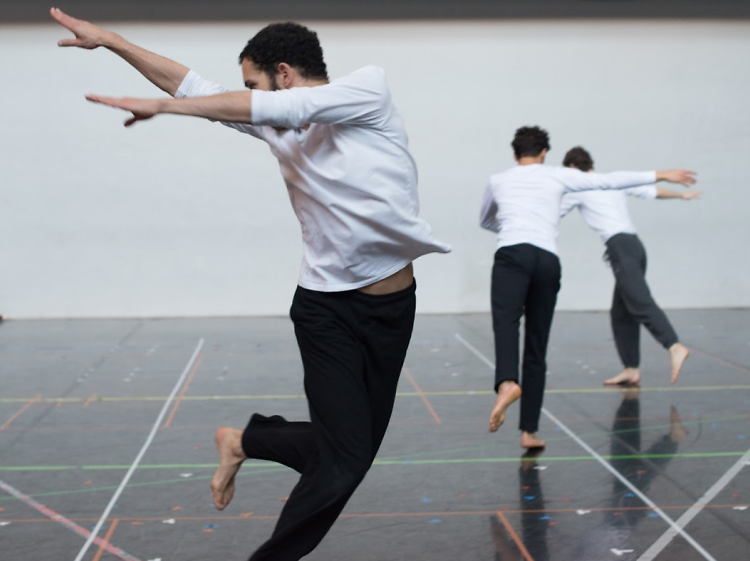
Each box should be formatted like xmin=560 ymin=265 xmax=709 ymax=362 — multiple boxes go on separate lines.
xmin=72 ymin=338 xmax=204 ymax=561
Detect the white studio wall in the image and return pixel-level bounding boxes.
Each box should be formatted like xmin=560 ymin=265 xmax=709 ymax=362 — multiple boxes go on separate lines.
xmin=1 ymin=20 xmax=748 ymax=318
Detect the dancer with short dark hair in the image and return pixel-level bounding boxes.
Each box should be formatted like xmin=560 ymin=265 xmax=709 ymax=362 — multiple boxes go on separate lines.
xmin=52 ymin=8 xmax=450 ymax=560
xmin=480 ymin=126 xmax=695 ymax=449
xmin=561 ymin=146 xmax=700 ymax=386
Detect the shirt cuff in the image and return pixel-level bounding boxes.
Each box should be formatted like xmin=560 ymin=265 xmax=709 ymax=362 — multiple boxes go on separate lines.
xmin=175 ymin=70 xmax=199 ymax=99
xmin=250 ymin=89 xmax=275 ymax=126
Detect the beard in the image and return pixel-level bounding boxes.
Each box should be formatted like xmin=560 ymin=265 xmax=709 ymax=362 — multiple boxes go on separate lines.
xmin=269 ymin=73 xmax=281 ymax=92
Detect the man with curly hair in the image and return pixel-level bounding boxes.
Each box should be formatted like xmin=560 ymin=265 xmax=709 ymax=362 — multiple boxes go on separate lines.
xmin=560 ymin=146 xmax=699 ymax=387
xmin=51 ymin=8 xmax=450 ymax=560
xmin=480 ymin=126 xmax=695 ymax=449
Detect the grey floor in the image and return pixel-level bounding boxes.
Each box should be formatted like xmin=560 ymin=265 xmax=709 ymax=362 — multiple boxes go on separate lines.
xmin=1 ymin=310 xmax=749 ymax=561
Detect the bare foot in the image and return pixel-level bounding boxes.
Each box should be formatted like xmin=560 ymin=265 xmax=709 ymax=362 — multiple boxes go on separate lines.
xmin=210 ymin=427 xmax=247 ymax=511
xmin=489 ymin=381 xmax=521 ymax=432
xmin=521 ymin=432 xmax=545 ymax=449
xmin=669 ymin=343 xmax=689 ymax=384
xmin=603 ymin=368 xmax=641 ymax=386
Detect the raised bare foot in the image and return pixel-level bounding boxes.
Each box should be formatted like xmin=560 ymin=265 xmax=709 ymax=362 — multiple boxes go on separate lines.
xmin=603 ymin=368 xmax=641 ymax=386
xmin=520 ymin=431 xmax=545 ymax=449
xmin=210 ymin=427 xmax=247 ymax=511
xmin=489 ymin=381 xmax=521 ymax=432
xmin=669 ymin=343 xmax=690 ymax=384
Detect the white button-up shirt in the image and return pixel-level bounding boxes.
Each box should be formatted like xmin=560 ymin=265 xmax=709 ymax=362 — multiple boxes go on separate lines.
xmin=560 ymin=186 xmax=657 ymax=243
xmin=480 ymin=164 xmax=656 ymax=255
xmin=176 ymin=66 xmax=450 ymax=291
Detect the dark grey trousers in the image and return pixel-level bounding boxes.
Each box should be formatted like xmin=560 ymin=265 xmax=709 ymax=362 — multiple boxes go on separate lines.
xmin=605 ymin=233 xmax=679 ymax=368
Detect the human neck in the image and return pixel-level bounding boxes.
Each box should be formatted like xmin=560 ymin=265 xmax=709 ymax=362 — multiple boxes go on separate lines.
xmin=292 ymin=77 xmax=329 ymax=88
xmin=516 ymin=155 xmax=545 ymax=166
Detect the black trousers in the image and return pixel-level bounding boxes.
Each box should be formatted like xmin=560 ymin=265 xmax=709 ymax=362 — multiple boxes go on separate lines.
xmin=605 ymin=233 xmax=679 ymax=368
xmin=491 ymin=244 xmax=561 ymax=433
xmin=241 ymin=281 xmax=416 ymax=561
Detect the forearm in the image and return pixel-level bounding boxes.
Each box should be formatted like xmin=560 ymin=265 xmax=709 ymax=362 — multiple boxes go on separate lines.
xmin=104 ymin=33 xmax=189 ymax=97
xmin=159 ymin=92 xmax=254 ymax=123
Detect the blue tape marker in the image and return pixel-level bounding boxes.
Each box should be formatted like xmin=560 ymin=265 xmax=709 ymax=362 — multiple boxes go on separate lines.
xmin=524 ymin=496 xmax=535 ymax=501
xmin=422 ymin=498 xmax=433 ymax=503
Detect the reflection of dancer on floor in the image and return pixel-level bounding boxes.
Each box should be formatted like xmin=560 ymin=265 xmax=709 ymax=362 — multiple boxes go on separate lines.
xmin=51 ymin=8 xmax=450 ymax=560
xmin=480 ymin=126 xmax=695 ymax=449
xmin=488 ymin=450 xmax=549 ymax=561
xmin=560 ymin=147 xmax=699 ymax=386
xmin=577 ymin=389 xmax=688 ymax=559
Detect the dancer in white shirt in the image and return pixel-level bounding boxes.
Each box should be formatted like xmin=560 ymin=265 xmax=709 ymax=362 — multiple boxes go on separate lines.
xmin=480 ymin=127 xmax=695 ymax=449
xmin=560 ymin=146 xmax=700 ymax=386
xmin=52 ymin=9 xmax=450 ymax=560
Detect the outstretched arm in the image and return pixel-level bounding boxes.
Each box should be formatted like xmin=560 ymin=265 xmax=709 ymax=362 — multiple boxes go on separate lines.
xmin=559 ymin=167 xmax=697 ymax=193
xmin=85 ymin=92 xmax=253 ymax=127
xmin=656 ymin=187 xmax=703 ymax=200
xmin=51 ymin=7 xmax=189 ymax=97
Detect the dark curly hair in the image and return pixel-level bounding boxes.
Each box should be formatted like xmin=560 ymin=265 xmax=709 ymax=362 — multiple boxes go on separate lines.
xmin=511 ymin=126 xmax=550 ymax=158
xmin=238 ymin=22 xmax=329 ymax=81
xmin=563 ymin=146 xmax=594 ymax=172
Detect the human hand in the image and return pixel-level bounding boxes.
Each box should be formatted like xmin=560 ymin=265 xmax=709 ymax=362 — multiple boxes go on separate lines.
xmin=656 ymin=169 xmax=698 ymax=187
xmin=681 ymin=190 xmax=703 ymax=200
xmin=51 ymin=7 xmax=114 ymax=49
xmin=86 ymin=95 xmax=163 ymax=127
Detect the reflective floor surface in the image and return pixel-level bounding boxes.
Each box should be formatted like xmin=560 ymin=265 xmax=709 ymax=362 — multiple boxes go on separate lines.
xmin=1 ymin=310 xmax=748 ymax=560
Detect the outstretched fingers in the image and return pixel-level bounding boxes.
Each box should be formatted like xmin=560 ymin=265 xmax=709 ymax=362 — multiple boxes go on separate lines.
xmin=51 ymin=7 xmax=103 ymax=49
xmin=50 ymin=7 xmax=78 ymax=33
xmin=680 ymin=170 xmax=698 ymax=186
xmin=85 ymin=94 xmax=120 ymax=108
xmin=85 ymin=95 xmax=158 ymax=127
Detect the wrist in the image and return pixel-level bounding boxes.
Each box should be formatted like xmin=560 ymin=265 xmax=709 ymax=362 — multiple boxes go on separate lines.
xmin=155 ymin=98 xmax=170 ymax=115
xmin=102 ymin=31 xmax=124 ymax=51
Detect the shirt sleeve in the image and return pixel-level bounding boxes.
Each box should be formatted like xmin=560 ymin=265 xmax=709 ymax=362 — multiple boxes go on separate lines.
xmin=554 ymin=167 xmax=657 ymax=193
xmin=559 ymin=193 xmax=581 ymax=218
xmin=175 ymin=70 xmax=265 ymax=140
xmin=251 ymin=66 xmax=389 ymax=129
xmin=624 ymin=185 xmax=658 ymax=200
xmin=479 ymin=181 xmax=501 ymax=232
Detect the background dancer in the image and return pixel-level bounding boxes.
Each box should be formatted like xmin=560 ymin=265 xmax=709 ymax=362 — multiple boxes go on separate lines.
xmin=480 ymin=126 xmax=695 ymax=449
xmin=560 ymin=146 xmax=700 ymax=386
xmin=51 ymin=8 xmax=450 ymax=560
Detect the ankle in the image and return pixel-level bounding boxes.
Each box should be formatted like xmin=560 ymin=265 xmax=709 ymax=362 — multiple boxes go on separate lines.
xmin=222 ymin=428 xmax=248 ymax=459
xmin=498 ymin=380 xmax=519 ymax=392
